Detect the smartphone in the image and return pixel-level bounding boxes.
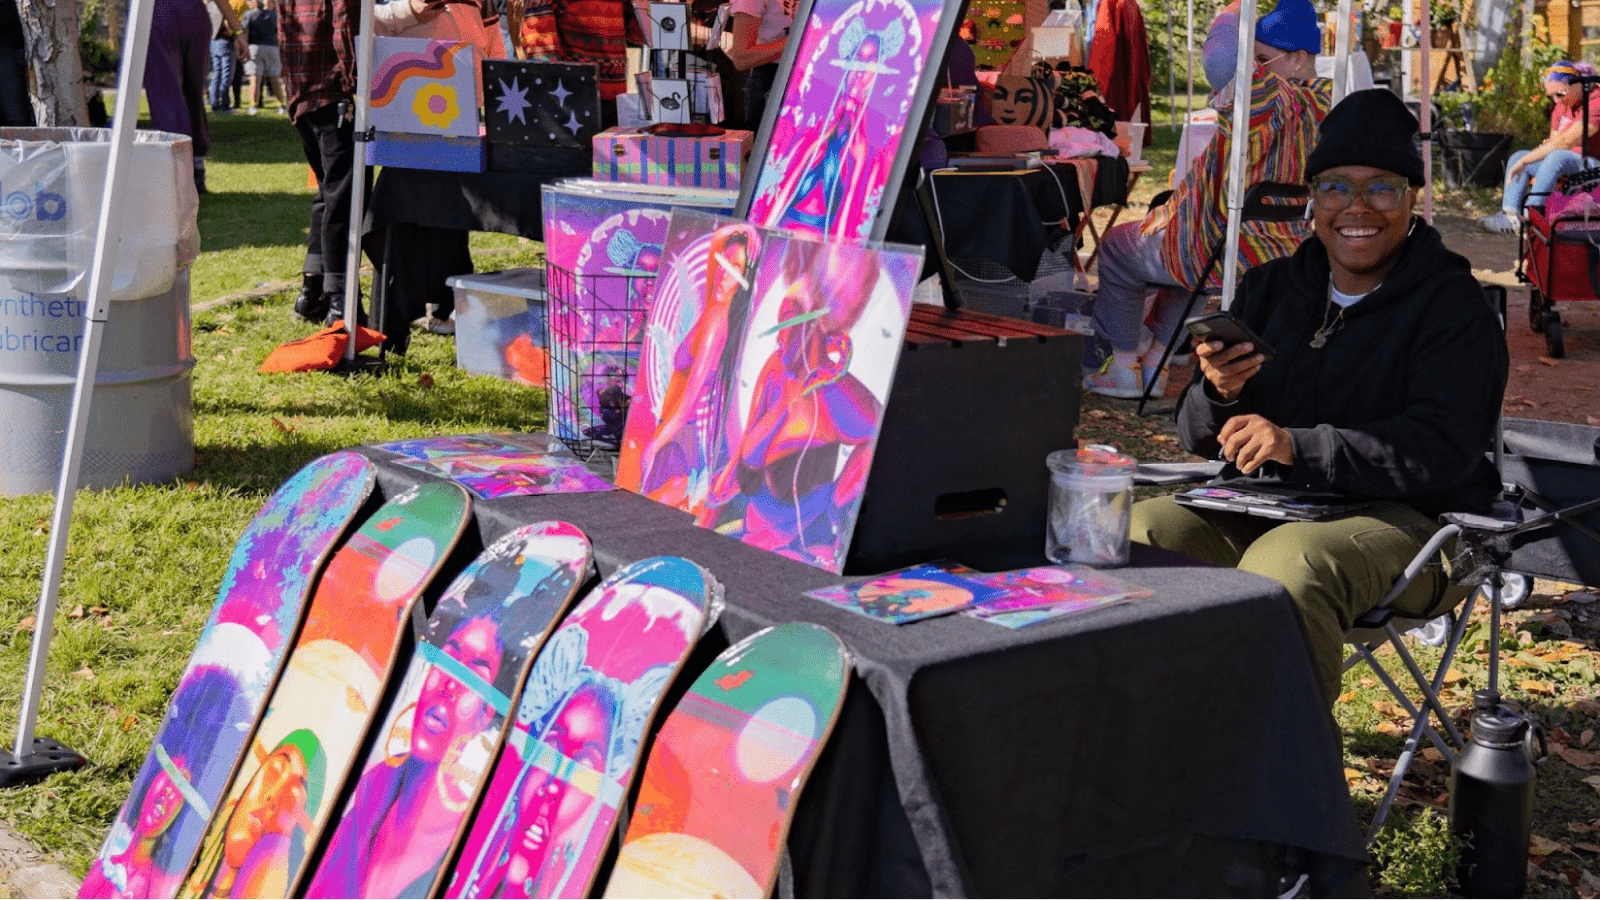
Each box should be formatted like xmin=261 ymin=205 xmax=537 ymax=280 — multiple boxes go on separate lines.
xmin=1185 ymin=311 xmax=1276 ymax=361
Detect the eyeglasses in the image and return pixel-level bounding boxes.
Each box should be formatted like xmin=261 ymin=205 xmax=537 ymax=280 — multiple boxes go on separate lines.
xmin=1310 ymin=174 xmax=1411 ymax=212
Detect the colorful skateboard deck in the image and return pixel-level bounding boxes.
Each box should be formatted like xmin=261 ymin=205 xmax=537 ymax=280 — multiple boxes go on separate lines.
xmin=602 ymin=622 xmax=851 ymax=899
xmin=446 ymin=556 xmax=721 ymax=899
xmin=301 ymin=520 xmax=595 ymax=899
xmin=78 ymin=452 xmax=376 ymax=900
xmin=177 ymin=481 xmax=473 ymax=900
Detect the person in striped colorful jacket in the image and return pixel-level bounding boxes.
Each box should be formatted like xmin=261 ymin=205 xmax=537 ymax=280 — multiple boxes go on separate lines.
xmin=1083 ymin=0 xmax=1330 ymax=400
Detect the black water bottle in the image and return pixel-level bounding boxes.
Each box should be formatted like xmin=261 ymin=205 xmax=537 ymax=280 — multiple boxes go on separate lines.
xmin=1449 ymin=690 xmax=1546 ymax=897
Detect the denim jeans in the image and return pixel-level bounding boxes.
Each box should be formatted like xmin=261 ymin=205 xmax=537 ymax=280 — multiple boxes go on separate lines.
xmin=209 ymin=37 xmax=235 ymax=111
xmin=1090 ymin=220 xmax=1190 ymax=354
xmin=1501 ymin=148 xmax=1598 ymax=214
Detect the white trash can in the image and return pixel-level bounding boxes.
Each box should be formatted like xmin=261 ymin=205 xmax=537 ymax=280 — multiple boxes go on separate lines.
xmin=0 ymin=128 xmax=200 ymax=494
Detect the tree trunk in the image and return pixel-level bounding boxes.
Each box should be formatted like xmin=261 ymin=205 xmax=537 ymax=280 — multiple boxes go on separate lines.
xmin=16 ymin=0 xmax=87 ymax=126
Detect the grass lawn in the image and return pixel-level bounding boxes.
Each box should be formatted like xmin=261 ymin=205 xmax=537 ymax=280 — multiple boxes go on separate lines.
xmin=0 ymin=102 xmax=1594 ymax=897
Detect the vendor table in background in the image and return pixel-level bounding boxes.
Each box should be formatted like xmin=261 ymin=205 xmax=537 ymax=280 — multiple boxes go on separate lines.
xmin=891 ymin=155 xmax=1130 ymax=282
xmin=362 ymin=148 xmax=592 ymax=346
xmin=354 ymin=445 xmax=1369 ymax=896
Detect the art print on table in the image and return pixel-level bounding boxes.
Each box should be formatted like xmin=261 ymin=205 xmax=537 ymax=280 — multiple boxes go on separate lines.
xmin=738 ymin=0 xmax=963 ymax=242
xmin=617 ymin=209 xmax=923 ymax=572
xmin=370 ymin=36 xmax=480 ymax=138
xmin=376 ymin=432 xmax=613 ymax=498
xmin=483 ymin=59 xmax=600 ymax=148
xmin=805 ymin=563 xmax=1006 ymax=624
xmin=962 ymin=566 xmax=1148 ymax=624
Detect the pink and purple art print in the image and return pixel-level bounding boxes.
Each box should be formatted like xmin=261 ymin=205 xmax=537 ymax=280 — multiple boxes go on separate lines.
xmin=961 ymin=566 xmax=1150 ymax=627
xmin=740 ymin=0 xmax=956 ymax=241
xmin=617 ymin=209 xmax=923 ymax=573
xmin=374 ymin=432 xmax=612 ymax=499
xmin=805 ymin=563 xmax=1007 ymax=624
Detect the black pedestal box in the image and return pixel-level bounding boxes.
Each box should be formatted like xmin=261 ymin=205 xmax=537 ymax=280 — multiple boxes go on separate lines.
xmin=843 ymin=306 xmax=1083 ymax=574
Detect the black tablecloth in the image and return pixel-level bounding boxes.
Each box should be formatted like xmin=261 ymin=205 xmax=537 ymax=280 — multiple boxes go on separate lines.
xmin=354 ymin=447 xmax=1368 ymax=897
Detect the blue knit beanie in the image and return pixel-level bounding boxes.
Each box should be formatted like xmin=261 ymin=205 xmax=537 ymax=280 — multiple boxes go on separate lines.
xmin=1256 ymin=0 xmax=1321 ymax=54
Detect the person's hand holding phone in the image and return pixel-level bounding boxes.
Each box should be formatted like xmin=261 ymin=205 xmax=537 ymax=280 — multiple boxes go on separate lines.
xmin=1187 ymin=312 xmax=1271 ymax=403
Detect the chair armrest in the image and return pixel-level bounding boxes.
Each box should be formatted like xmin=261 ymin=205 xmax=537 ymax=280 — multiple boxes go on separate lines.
xmin=1133 ymin=460 xmax=1224 ymax=486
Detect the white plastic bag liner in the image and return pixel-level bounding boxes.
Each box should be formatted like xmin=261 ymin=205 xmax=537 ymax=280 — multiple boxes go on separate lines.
xmin=0 ymin=127 xmax=198 ymax=302
xmin=0 ymin=128 xmax=197 ymax=495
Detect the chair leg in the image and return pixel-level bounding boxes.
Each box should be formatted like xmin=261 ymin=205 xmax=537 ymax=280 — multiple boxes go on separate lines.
xmin=1136 ymin=286 xmax=1208 ymax=415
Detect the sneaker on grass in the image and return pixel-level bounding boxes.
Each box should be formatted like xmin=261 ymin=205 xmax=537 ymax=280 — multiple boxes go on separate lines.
xmin=1477 ymin=211 xmax=1518 ymax=234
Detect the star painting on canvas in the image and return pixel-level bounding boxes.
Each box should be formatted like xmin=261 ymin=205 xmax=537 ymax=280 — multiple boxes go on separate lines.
xmin=483 ymin=59 xmax=601 ymax=148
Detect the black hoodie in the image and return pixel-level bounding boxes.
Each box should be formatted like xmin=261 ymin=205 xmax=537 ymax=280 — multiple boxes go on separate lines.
xmin=1175 ymin=217 xmax=1507 ymax=519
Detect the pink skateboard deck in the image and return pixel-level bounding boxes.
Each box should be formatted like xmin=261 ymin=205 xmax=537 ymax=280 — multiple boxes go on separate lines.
xmin=302 ymin=521 xmax=595 ymax=899
xmin=78 ymin=451 xmax=376 ymax=900
xmin=602 ymin=622 xmax=850 ymax=899
xmin=178 ymin=481 xmax=472 ymax=900
xmin=445 ymin=556 xmax=721 ymax=899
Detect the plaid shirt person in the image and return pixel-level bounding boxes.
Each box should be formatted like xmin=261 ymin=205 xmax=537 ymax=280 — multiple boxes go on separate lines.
xmin=278 ymin=0 xmax=357 ymax=121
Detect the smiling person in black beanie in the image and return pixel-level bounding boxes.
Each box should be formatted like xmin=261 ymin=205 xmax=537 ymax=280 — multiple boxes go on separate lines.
xmin=1129 ymin=89 xmax=1509 ymax=708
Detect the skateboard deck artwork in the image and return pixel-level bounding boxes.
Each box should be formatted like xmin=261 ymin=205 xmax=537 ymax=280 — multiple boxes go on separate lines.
xmin=374 ymin=432 xmax=612 ymax=499
xmin=177 ymin=481 xmax=473 ymax=900
xmin=602 ymin=622 xmax=851 ymax=899
xmin=446 ymin=556 xmax=722 ymax=899
xmin=78 ymin=451 xmax=376 ymax=900
xmin=301 ymin=520 xmax=595 ymax=899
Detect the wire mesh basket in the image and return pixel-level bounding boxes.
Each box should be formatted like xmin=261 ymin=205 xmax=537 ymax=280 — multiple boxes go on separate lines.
xmin=545 ymin=263 xmax=654 ymax=458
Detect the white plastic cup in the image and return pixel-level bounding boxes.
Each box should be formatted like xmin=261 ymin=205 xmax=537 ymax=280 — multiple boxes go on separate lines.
xmin=1046 ymin=445 xmax=1137 ymax=567
xmin=1114 ymin=121 xmax=1147 ymax=163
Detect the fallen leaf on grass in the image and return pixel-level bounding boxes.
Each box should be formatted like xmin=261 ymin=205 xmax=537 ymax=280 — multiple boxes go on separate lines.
xmin=14 ymin=616 xmax=34 ymax=632
xmin=1443 ymin=668 xmax=1466 ymax=685
xmin=1421 ymin=747 xmax=1446 ymax=764
xmin=1521 ymin=398 xmax=1541 ymax=407
xmin=1539 ymin=356 xmax=1561 ymax=367
xmin=1576 ymin=843 xmax=1600 ymax=854
xmin=120 ymin=715 xmax=138 ymax=733
xmin=270 ymin=417 xmax=294 ymax=434
xmin=66 ymin=604 xmax=84 ymax=619
xmin=1584 ymin=775 xmax=1600 ymax=795
xmin=1558 ymin=746 xmax=1600 ymax=769
xmin=418 ymin=373 xmax=435 ymax=388
xmin=1578 ymin=700 xmax=1600 ymax=717
xmin=1521 ymin=678 xmax=1555 ymax=695
xmin=70 ymin=665 xmax=94 ymax=680
xmin=1533 ymin=834 xmax=1571 ymax=856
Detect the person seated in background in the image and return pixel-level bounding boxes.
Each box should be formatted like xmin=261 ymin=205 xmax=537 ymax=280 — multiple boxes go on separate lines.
xmin=1130 ymin=90 xmax=1508 ymax=708
xmin=1477 ymin=60 xmax=1600 ymax=234
xmin=1082 ymin=0 xmax=1330 ymax=399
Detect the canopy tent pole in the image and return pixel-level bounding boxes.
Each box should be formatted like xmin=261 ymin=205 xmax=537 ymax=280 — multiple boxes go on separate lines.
xmin=1218 ymin=0 xmax=1258 ymax=311
xmin=1185 ymin=0 xmax=1194 ymax=125
xmin=1332 ymin=0 xmax=1353 ymax=104
xmin=1167 ymin=0 xmax=1177 ymax=130
xmin=339 ymin=0 xmax=378 ymax=365
xmin=9 ymin=0 xmax=158 ymax=784
xmin=1420 ymin=0 xmax=1434 ymax=221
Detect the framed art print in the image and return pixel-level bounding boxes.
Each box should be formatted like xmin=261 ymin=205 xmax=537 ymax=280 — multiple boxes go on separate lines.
xmin=735 ymin=0 xmax=969 ymax=242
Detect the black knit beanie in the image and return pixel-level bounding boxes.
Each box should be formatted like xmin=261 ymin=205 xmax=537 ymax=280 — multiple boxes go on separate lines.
xmin=1304 ymin=89 xmax=1425 ymax=186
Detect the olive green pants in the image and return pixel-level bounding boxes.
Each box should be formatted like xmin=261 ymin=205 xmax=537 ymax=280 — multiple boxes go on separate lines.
xmin=1130 ymin=496 xmax=1467 ymax=707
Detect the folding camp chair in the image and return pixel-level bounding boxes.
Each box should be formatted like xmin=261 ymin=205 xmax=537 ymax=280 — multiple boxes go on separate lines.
xmin=1347 ymin=413 xmax=1600 ymax=840
xmin=1136 ymin=182 xmax=1310 ymax=416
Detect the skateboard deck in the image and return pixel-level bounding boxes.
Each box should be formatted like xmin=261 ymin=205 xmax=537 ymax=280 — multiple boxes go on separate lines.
xmin=177 ymin=481 xmax=473 ymax=900
xmin=445 ymin=556 xmax=721 ymax=899
xmin=78 ymin=451 xmax=376 ymax=900
xmin=602 ymin=622 xmax=851 ymax=899
xmin=301 ymin=520 xmax=595 ymax=899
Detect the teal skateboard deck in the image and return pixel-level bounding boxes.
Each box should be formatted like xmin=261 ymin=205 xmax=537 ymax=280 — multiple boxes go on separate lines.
xmin=78 ymin=451 xmax=376 ymax=900
xmin=178 ymin=481 xmax=472 ymax=900
xmin=302 ymin=520 xmax=595 ymax=899
xmin=603 ymin=622 xmax=851 ymax=899
xmin=446 ymin=556 xmax=722 ymax=899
